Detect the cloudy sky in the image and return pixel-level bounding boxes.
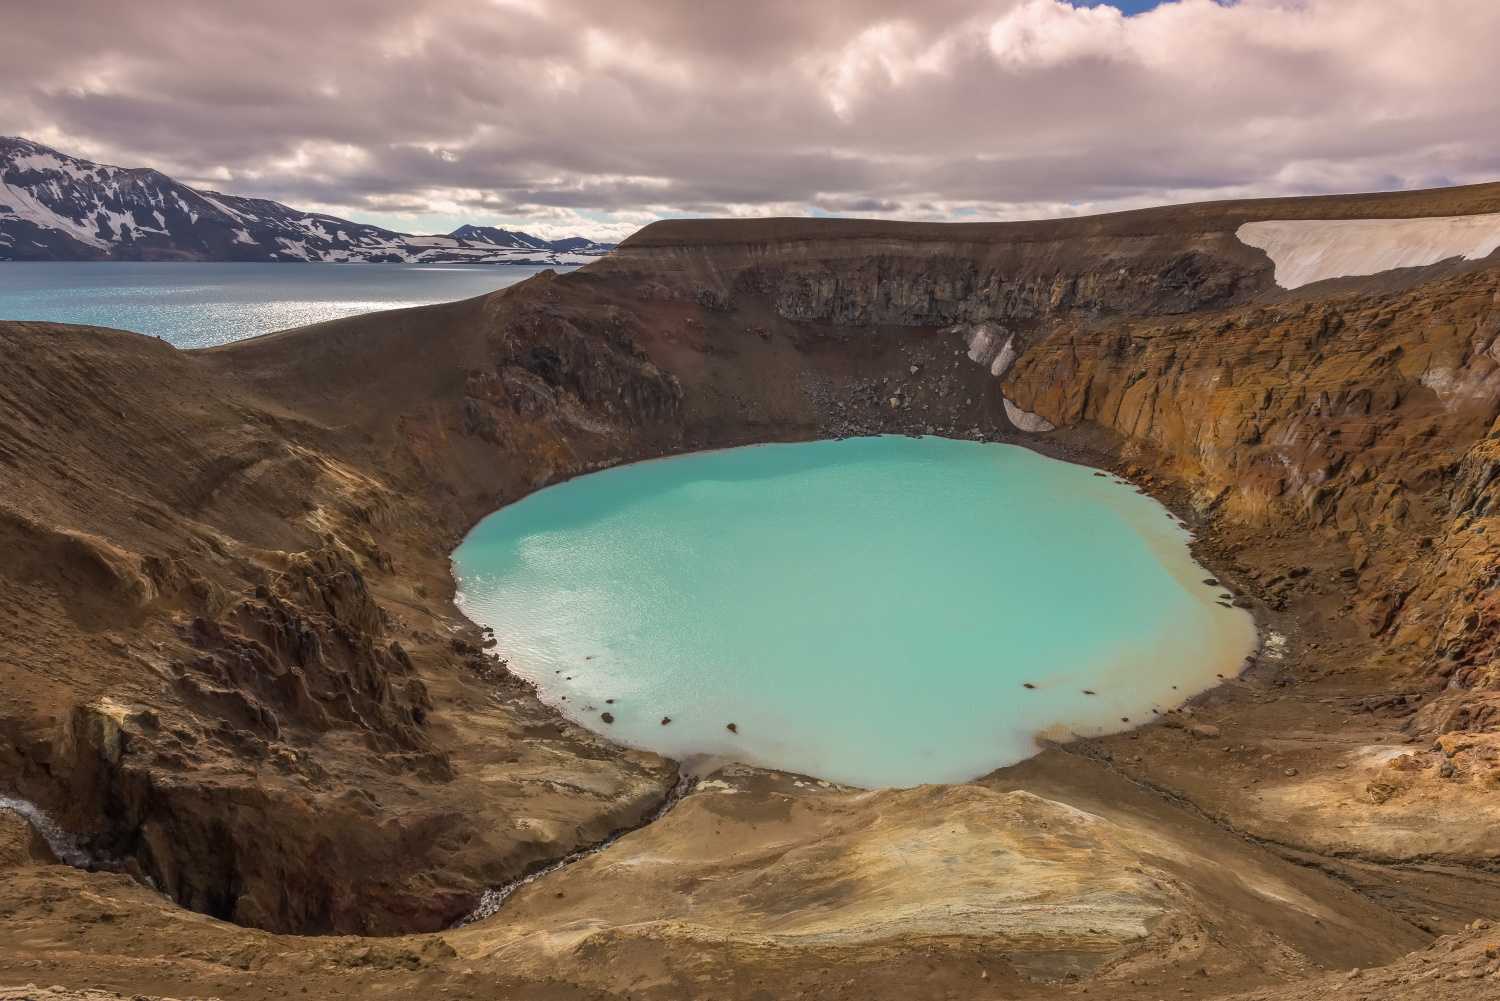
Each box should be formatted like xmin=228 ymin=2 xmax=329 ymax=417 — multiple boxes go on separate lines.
xmin=3 ymin=0 xmax=1497 ymax=240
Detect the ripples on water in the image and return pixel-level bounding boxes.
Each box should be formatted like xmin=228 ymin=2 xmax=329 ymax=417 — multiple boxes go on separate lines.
xmin=0 ymin=262 xmax=572 ymax=348
xmin=454 ymin=436 xmax=1257 ymax=789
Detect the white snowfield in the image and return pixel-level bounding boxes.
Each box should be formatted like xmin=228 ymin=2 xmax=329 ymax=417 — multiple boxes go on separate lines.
xmin=1003 ymin=397 xmax=1055 ymax=433
xmin=1237 ymin=213 xmax=1500 ymax=290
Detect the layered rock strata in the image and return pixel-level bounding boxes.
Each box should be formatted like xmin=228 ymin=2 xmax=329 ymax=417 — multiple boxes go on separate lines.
xmin=0 ymin=296 xmax=683 ymax=936
xmin=4 ymin=181 xmax=1500 ymax=998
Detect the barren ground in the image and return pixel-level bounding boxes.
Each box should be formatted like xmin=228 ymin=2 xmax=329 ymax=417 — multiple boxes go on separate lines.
xmin=5 ymin=183 xmax=1500 ymax=998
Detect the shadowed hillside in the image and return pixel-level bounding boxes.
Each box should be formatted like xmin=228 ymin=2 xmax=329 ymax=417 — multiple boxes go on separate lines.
xmin=3 ymin=183 xmax=1500 ymax=999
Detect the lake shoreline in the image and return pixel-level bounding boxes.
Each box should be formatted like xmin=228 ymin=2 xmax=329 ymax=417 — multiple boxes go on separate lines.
xmin=0 ymin=261 xmax=574 ymax=347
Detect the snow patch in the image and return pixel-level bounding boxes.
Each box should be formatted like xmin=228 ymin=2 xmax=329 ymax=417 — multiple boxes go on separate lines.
xmin=1237 ymin=214 xmax=1500 ymax=290
xmin=6 ymin=153 xmax=97 ymax=182
xmin=403 ymin=235 xmax=462 ymax=248
xmin=960 ymin=321 xmax=1008 ymax=366
xmin=1003 ymin=398 xmax=1054 ymax=433
xmin=275 ymin=236 xmax=314 ymax=261
xmin=0 ymin=179 xmax=109 ymax=248
xmin=991 ymin=336 xmax=1017 ymax=378
xmin=198 ymin=193 xmax=247 ymax=223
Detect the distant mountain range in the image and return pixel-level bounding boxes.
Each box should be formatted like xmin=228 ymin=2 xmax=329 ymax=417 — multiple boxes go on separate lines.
xmin=0 ymin=138 xmax=615 ymax=264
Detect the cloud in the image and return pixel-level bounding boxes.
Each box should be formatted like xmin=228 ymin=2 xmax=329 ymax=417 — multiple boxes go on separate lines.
xmin=1 ymin=0 xmax=1496 ymax=240
xmin=988 ymin=0 xmax=1132 ymax=68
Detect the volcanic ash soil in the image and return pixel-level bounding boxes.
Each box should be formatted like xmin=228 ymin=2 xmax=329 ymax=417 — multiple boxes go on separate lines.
xmin=6 ymin=183 xmax=1500 ymax=998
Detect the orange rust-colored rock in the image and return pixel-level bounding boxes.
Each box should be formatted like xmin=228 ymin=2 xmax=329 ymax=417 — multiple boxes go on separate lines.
xmin=5 ymin=183 xmax=1500 ymax=999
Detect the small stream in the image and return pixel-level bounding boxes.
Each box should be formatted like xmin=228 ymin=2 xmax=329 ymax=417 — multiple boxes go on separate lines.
xmin=455 ymin=772 xmax=695 ymax=927
xmin=0 ymin=794 xmax=94 ymax=868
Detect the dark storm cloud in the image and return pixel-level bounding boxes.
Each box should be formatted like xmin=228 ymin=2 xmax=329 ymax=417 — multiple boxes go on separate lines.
xmin=3 ymin=0 xmax=1498 ymax=238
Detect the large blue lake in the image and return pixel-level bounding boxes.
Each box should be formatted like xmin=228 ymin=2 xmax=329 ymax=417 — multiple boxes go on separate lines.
xmin=454 ymin=436 xmax=1256 ymax=788
xmin=0 ymin=262 xmax=570 ymax=348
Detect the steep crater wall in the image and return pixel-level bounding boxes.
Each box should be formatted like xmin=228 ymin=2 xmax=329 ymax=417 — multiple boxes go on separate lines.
xmin=7 ymin=184 xmax=1500 ymax=947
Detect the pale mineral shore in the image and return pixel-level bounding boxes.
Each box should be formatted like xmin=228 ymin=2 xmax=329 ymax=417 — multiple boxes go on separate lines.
xmin=447 ymin=437 xmax=1262 ymax=789
xmin=4 ymin=183 xmax=1500 ymax=1001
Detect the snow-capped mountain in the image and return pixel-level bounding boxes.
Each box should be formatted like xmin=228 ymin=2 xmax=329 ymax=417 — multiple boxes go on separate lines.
xmin=447 ymin=224 xmax=556 ymax=250
xmin=0 ymin=138 xmax=615 ymax=264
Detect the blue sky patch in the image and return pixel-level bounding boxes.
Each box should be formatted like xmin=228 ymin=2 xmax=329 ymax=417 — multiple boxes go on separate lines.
xmin=1073 ymin=1 xmax=1233 ymax=15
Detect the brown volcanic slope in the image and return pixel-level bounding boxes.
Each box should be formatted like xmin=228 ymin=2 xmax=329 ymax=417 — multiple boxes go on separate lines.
xmin=3 ymin=183 xmax=1500 ymax=999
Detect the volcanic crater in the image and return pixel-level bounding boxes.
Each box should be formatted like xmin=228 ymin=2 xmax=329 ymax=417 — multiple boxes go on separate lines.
xmin=4 ymin=182 xmax=1500 ymax=1000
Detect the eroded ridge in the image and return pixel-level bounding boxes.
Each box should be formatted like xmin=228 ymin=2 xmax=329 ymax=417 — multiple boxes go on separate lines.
xmin=3 ymin=182 xmax=1500 ymax=999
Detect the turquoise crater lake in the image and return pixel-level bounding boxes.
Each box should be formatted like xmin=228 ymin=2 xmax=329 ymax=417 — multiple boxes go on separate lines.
xmin=452 ymin=436 xmax=1256 ymax=788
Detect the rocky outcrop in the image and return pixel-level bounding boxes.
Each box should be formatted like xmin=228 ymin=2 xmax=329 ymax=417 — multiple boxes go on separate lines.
xmin=1000 ymin=272 xmax=1500 ymax=690
xmin=730 ymin=250 xmax=1247 ymax=326
xmin=0 ymin=540 xmax=467 ymax=934
xmin=456 ymin=763 xmax=1427 ymax=989
xmin=8 ymin=183 xmax=1500 ymax=998
xmin=0 ymin=287 xmax=682 ymax=936
xmin=179 ymin=545 xmax=433 ymax=750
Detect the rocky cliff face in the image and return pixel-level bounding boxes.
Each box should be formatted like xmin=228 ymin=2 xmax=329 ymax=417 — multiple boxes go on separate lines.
xmin=0 ymin=282 xmax=683 ymax=935
xmin=732 ymin=244 xmax=1258 ymax=325
xmin=597 ymin=195 xmax=1500 ymax=735
xmin=1003 ymin=274 xmax=1500 ymax=716
xmin=581 ymin=190 xmax=1500 ymax=873
xmin=6 ymin=184 xmax=1500 ymax=999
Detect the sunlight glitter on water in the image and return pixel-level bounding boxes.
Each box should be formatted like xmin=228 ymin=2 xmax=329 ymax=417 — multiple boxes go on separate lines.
xmin=0 ymin=262 xmax=571 ymax=348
